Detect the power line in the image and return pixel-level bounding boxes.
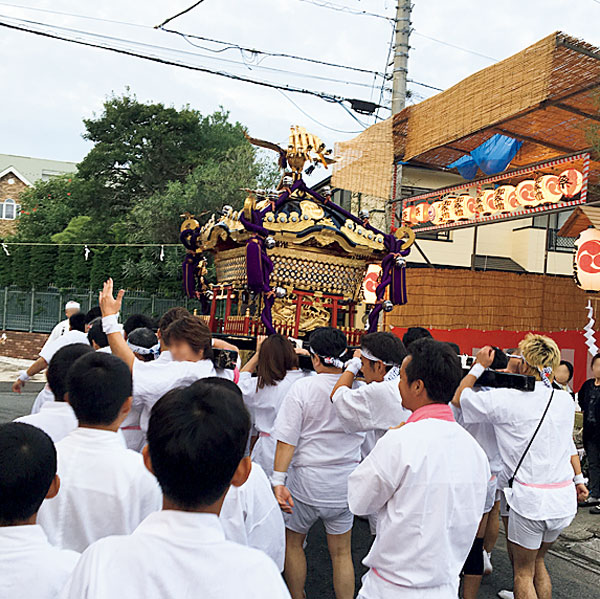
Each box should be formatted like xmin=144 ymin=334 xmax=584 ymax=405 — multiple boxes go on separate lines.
xmin=155 ymin=0 xmax=207 ymax=29
xmin=407 ymin=78 xmax=443 ymax=92
xmin=0 ymin=14 xmax=378 ymax=91
xmin=159 ymin=26 xmax=386 ymax=77
xmin=0 ymin=15 xmax=386 ymax=109
xmin=277 ymin=90 xmax=364 ymax=134
xmin=295 ymin=0 xmax=395 ymax=22
xmin=412 ymin=31 xmax=498 ymax=61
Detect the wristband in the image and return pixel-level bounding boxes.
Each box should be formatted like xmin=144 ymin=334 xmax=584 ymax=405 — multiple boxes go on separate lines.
xmin=469 ymin=363 xmax=485 ymax=380
xmin=345 ymin=356 xmax=362 ymax=376
xmin=574 ymin=473 xmax=585 ymax=485
xmin=102 ymin=313 xmax=122 ymax=335
xmin=18 ymin=370 xmax=30 ymax=382
xmin=270 ymin=471 xmax=287 ymax=487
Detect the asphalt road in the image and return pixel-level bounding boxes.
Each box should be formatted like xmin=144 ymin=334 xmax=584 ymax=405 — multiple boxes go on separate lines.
xmin=2 ymin=391 xmax=600 ymax=598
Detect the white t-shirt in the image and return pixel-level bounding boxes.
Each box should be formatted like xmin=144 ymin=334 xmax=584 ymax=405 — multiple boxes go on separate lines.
xmin=348 ymin=416 xmax=490 ymax=598
xmin=38 ymin=427 xmax=162 ymax=552
xmin=30 ymin=385 xmax=56 ymax=415
xmin=0 ymin=524 xmax=79 ymax=599
xmin=39 ymin=330 xmax=89 ymax=364
xmin=46 ymin=319 xmax=70 ymax=345
xmin=132 ymin=359 xmax=218 ymax=434
xmin=273 ymin=372 xmax=365 ymax=507
xmin=460 ymin=382 xmax=577 ymax=521
xmin=220 ymin=462 xmax=285 ymax=571
xmin=332 ymin=378 xmax=411 ymax=433
xmin=60 ymin=511 xmax=291 ymax=599
xmin=238 ymin=369 xmax=310 ymax=475
xmin=15 ymin=401 xmax=77 ymax=442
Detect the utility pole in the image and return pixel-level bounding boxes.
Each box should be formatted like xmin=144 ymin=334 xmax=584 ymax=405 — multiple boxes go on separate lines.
xmin=389 ymin=0 xmax=412 ymax=230
xmin=391 ymin=0 xmax=412 ymax=114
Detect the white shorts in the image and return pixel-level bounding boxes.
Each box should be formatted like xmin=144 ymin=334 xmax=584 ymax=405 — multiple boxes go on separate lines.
xmin=507 ymin=510 xmax=574 ymax=550
xmin=284 ymin=498 xmax=354 ymax=535
xmin=484 ymin=475 xmax=497 ymax=513
xmin=498 ymin=489 xmax=510 ymax=518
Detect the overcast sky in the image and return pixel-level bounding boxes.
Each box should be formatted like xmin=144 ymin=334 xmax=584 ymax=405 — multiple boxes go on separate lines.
xmin=0 ymin=0 xmax=599 ymax=166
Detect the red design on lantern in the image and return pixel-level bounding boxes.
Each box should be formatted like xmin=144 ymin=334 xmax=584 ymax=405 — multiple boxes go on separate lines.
xmin=577 ymin=240 xmax=600 ymax=275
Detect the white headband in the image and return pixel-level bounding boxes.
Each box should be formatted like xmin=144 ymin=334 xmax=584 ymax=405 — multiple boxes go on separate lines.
xmin=127 ymin=340 xmax=160 ymax=358
xmin=309 ymin=346 xmax=347 ymax=369
xmin=360 ymin=347 xmax=401 ymax=381
xmin=65 ymin=301 xmax=81 ymax=310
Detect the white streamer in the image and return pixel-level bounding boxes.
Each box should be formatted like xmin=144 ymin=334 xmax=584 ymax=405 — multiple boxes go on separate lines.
xmin=1 ymin=243 xmax=10 ymax=256
xmin=584 ymin=299 xmax=599 ymax=357
xmin=159 ymin=245 xmax=165 ymax=261
xmin=84 ymin=245 xmax=90 ymax=261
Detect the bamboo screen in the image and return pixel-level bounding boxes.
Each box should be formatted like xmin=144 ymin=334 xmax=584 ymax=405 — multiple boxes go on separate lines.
xmin=385 ymin=267 xmax=589 ymax=332
xmin=331 ymin=118 xmax=393 ymax=201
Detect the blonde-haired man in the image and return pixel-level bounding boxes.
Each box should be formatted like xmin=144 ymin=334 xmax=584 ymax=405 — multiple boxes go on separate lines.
xmin=452 ymin=334 xmax=587 ymax=599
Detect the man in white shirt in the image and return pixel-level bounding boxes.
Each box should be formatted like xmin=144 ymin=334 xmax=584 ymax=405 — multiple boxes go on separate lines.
xmin=38 ymin=352 xmax=162 ymax=552
xmin=15 ymin=343 xmax=93 ymax=442
xmin=13 ymin=312 xmax=90 ymax=414
xmin=331 ymin=331 xmax=410 ymax=449
xmin=0 ymin=422 xmax=80 ymax=599
xmin=45 ymin=300 xmax=81 ymax=344
xmin=348 ymin=338 xmax=490 ymax=599
xmin=60 ymin=377 xmax=290 ymax=599
xmin=272 ymin=327 xmax=364 ymax=599
xmin=453 ymin=334 xmax=588 ymax=599
xmin=99 ymin=279 xmax=239 ymax=436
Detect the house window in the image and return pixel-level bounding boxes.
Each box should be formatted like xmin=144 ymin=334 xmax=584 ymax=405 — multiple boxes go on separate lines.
xmin=2 ymin=199 xmax=18 ymax=220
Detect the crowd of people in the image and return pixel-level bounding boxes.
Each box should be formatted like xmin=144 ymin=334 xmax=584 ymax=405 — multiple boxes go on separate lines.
xmin=0 ymin=278 xmax=593 ymax=599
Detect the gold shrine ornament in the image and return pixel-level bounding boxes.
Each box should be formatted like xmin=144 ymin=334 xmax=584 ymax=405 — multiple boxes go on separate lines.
xmin=394 ymin=225 xmax=416 ymax=250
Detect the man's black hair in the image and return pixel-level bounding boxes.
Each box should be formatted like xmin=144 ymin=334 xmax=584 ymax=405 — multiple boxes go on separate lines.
xmin=361 ymin=332 xmax=407 ymax=367
xmin=85 ymin=306 xmax=102 ymax=325
xmin=402 ymin=327 xmax=433 ymax=351
xmin=405 ymin=338 xmax=462 ymax=404
xmin=490 ymin=346 xmax=509 ymax=371
xmin=47 ymin=343 xmax=94 ymax=402
xmin=67 ymin=352 xmax=132 ymax=425
xmin=147 ymin=377 xmax=250 ymax=509
xmin=87 ymin=317 xmax=108 ymax=349
xmin=128 ymin=327 xmax=158 ymax=349
xmin=68 ymin=312 xmax=86 ymax=333
xmin=0 ymin=423 xmax=57 ymax=525
xmin=124 ymin=314 xmax=156 ymax=337
xmin=446 ymin=342 xmax=461 ymax=355
xmin=559 ymin=359 xmax=574 ymax=382
xmin=309 ymin=327 xmax=347 ymax=361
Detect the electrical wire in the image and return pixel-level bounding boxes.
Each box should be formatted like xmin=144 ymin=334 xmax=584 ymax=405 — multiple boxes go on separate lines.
xmin=412 ymin=31 xmax=498 ymax=62
xmin=155 ymin=0 xmax=207 ymax=29
xmin=277 ymin=90 xmax=364 ymax=134
xmin=159 ymin=26 xmax=386 ymax=77
xmin=0 ymin=15 xmax=386 ymax=109
xmin=0 ymin=14 xmax=378 ymax=91
xmin=295 ymin=0 xmax=395 ymax=22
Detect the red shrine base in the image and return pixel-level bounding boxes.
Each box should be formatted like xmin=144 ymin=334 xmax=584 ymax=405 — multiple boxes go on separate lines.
xmin=391 ymin=327 xmax=590 ymax=392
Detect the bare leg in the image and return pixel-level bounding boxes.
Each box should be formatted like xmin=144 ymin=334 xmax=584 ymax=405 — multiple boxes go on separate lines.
xmin=463 ymin=513 xmax=489 ymax=599
xmin=284 ymin=528 xmax=308 ymax=599
xmin=533 ymin=542 xmax=553 ymax=599
xmin=502 ymin=515 xmax=513 ymax=566
xmin=511 ymin=541 xmax=538 ymax=599
xmin=326 ymin=530 xmax=355 ymax=599
xmin=484 ymin=501 xmax=501 ymax=553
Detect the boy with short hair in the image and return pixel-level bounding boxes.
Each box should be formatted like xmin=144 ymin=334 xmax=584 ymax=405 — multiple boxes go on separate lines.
xmin=38 ymin=352 xmax=162 ymax=552
xmin=0 ymin=422 xmax=79 ymax=598
xmin=61 ymin=378 xmax=291 ymax=599
xmin=15 ymin=343 xmax=93 ymax=442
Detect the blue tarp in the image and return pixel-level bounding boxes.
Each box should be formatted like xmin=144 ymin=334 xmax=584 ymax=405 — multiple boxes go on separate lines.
xmin=447 ymin=134 xmax=522 ymax=178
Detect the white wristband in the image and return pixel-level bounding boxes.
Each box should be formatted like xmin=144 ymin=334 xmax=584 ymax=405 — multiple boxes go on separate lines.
xmin=270 ymin=471 xmax=287 ymax=487
xmin=345 ymin=356 xmax=362 ymax=376
xmin=469 ymin=363 xmax=485 ymax=380
xmin=102 ymin=313 xmax=122 ymax=335
xmin=574 ymin=473 xmax=585 ymax=485
xmin=18 ymin=370 xmax=30 ymax=382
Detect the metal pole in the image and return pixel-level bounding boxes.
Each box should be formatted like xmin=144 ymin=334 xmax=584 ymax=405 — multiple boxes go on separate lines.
xmin=2 ymin=287 xmax=7 ymax=330
xmin=543 ymin=214 xmax=551 ymax=274
xmin=29 ymin=287 xmax=35 ymax=333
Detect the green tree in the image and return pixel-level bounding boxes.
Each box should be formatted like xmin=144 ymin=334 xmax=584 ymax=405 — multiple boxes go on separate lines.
xmin=89 ymin=247 xmax=112 ymax=291
xmin=54 ymin=246 xmax=75 ymax=288
xmin=10 ymin=245 xmax=32 ymax=289
xmin=0 ymin=247 xmax=11 ymax=287
xmin=29 ymin=245 xmax=58 ymax=288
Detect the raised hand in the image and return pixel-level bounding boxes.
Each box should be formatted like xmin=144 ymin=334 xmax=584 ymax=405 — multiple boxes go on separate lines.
xmin=99 ymin=278 xmax=125 ymax=317
xmin=476 ymin=346 xmax=495 ymax=369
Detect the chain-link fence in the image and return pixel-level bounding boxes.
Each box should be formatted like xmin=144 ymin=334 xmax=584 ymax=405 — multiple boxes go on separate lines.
xmin=0 ymin=287 xmax=201 ymax=333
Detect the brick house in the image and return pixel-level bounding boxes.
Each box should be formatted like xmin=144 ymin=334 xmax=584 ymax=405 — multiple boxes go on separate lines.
xmin=0 ymin=154 xmax=77 ymax=236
